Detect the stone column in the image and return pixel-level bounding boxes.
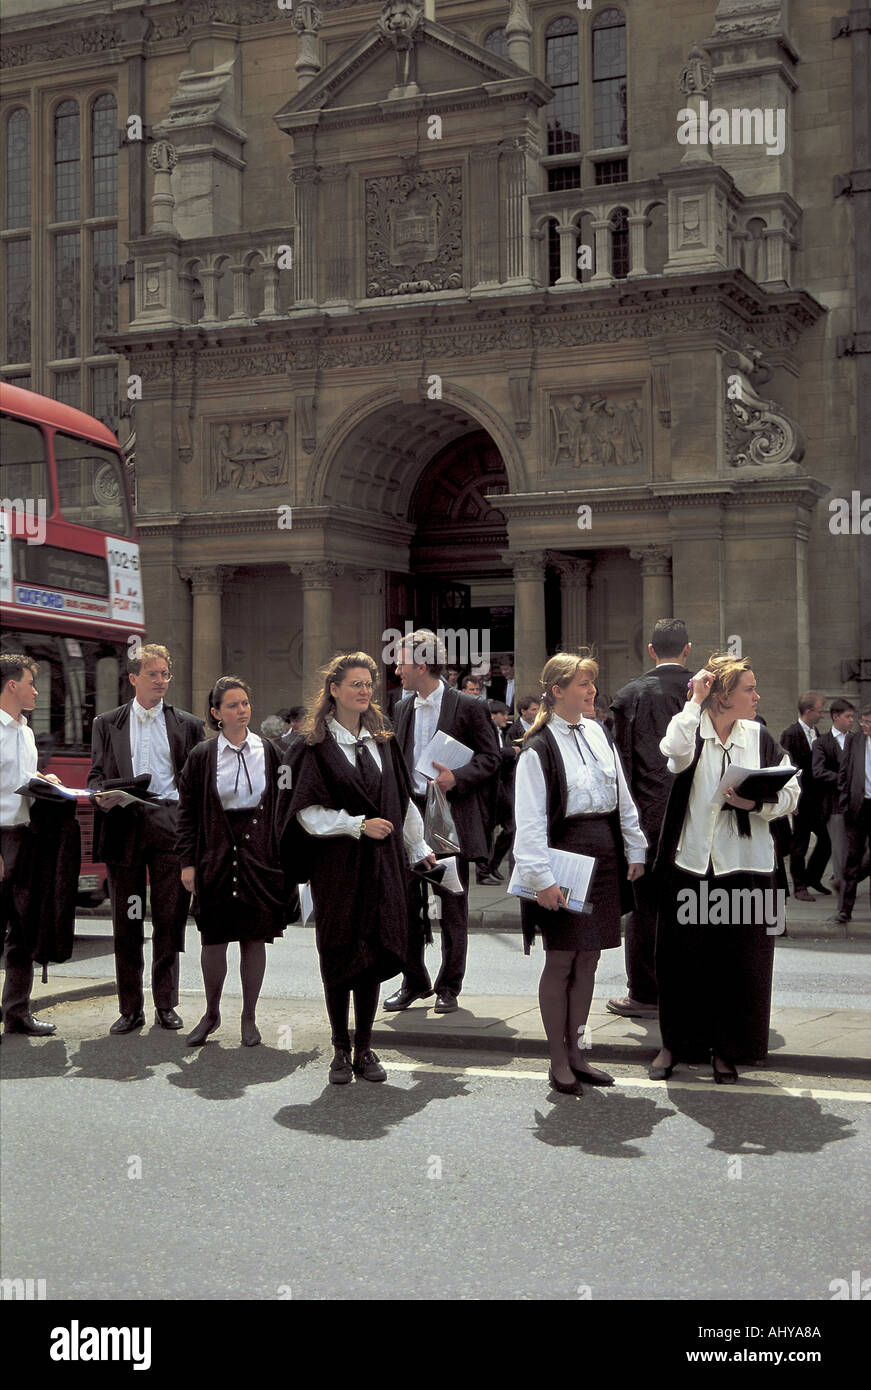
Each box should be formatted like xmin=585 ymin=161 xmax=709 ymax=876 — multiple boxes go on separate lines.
xmin=470 ymin=143 xmax=502 ymax=290
xmin=293 ymin=3 xmax=323 ymax=89
xmin=505 ymin=550 xmax=549 ymax=702
xmin=291 ymin=166 xmax=320 ymax=308
xmin=321 ymin=162 xmax=351 ymax=304
xmin=626 ymin=214 xmax=650 ymax=278
xmin=501 ymin=137 xmax=532 ymax=287
xmin=630 ymin=546 xmax=673 ymax=645
xmin=179 ymin=565 xmax=226 ymax=725
xmin=588 ymin=218 xmax=613 ymax=284
xmin=556 ymin=223 xmax=579 ymax=286
xmin=355 ymin=569 xmax=386 ymax=686
xmin=551 ymin=555 xmax=592 ymax=650
xmin=291 ymin=561 xmax=344 ymax=679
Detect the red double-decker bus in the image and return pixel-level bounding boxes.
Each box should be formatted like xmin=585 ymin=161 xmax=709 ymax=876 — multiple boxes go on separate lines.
xmin=0 ymin=382 xmax=145 ymax=904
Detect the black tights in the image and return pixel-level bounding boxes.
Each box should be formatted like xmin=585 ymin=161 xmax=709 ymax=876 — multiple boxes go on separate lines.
xmin=324 ymin=964 xmax=381 ymax=1053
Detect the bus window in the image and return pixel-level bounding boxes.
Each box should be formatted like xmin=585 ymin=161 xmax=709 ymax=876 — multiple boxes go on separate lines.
xmin=0 ymin=630 xmax=129 ymax=756
xmin=53 ymin=432 xmax=131 ymax=535
xmin=0 ymin=415 xmax=50 ymax=503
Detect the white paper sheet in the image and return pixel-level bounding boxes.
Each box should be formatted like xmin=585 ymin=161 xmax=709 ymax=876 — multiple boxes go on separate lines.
xmin=16 ymin=777 xmax=93 ymax=801
xmin=300 ymin=882 xmax=314 ymax=926
xmin=415 ymin=730 xmax=474 ymax=780
xmin=508 ymin=848 xmax=597 ymax=914
xmin=713 ymin=763 xmax=797 ymax=807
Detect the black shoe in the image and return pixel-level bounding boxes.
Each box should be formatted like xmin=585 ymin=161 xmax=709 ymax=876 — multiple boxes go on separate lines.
xmin=834 ymin=911 xmax=850 ymax=924
xmin=476 ymin=872 xmax=500 ymax=885
xmin=382 ymin=985 xmax=433 ymax=1011
xmin=712 ymin=1054 xmax=738 ymax=1084
xmin=434 ymin=990 xmax=458 ymax=1013
xmin=109 ymin=1012 xmax=145 ymax=1035
xmin=186 ymin=1012 xmax=221 ymax=1046
xmin=648 ymin=1061 xmax=674 ymax=1081
xmin=570 ymin=1064 xmax=614 ymax=1087
xmin=489 ymin=866 xmax=505 ymax=882
xmin=329 ymin=1048 xmax=353 ymax=1084
xmin=807 ymin=882 xmax=832 ymax=896
xmin=155 ymin=1008 xmax=183 ymax=1030
xmin=4 ymin=1013 xmax=57 ymax=1037
xmin=548 ymin=1068 xmax=582 ymax=1095
xmin=352 ymin=1048 xmax=386 ymax=1082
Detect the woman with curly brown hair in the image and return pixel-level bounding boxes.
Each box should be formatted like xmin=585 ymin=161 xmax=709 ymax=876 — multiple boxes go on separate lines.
xmin=649 ymin=655 xmax=800 ymax=1084
xmin=513 ymin=651 xmax=647 ymax=1096
xmin=282 ymin=652 xmax=435 ymax=1084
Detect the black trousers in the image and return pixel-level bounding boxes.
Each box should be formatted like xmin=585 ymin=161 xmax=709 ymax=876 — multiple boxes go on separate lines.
xmin=788 ymin=802 xmax=831 ymax=889
xmin=623 ymin=867 xmax=659 ymax=1005
xmin=106 ymin=803 xmax=189 ymax=1015
xmin=1 ymin=826 xmax=37 ymax=1022
xmin=405 ymin=792 xmax=470 ymax=996
xmin=842 ymin=800 xmax=871 ymax=918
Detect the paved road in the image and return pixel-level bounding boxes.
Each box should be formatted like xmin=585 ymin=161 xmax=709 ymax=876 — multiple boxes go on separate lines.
xmin=1 ymin=996 xmax=868 ymax=1302
xmin=66 ymin=918 xmax=871 ymax=1011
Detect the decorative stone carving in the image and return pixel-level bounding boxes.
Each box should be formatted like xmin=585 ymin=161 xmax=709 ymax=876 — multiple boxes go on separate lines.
xmin=652 ymin=364 xmax=671 ymax=427
xmin=290 ymin=561 xmax=345 ymax=589
xmin=293 ymin=3 xmax=323 ymax=87
xmin=724 ymin=345 xmax=805 ymax=470
xmin=178 ymin=565 xmax=229 ymax=596
xmin=1 ymin=26 xmax=122 ymax=68
xmin=550 ymin=392 xmax=644 ymax=470
xmin=366 ymin=167 xmax=463 ymax=297
xmin=377 ymin=1 xmax=425 ymax=46
xmin=679 ymin=41 xmax=714 ymax=96
xmin=296 ymin=396 xmax=317 ymax=455
xmin=210 ymin=419 xmax=290 ymax=492
xmin=629 ymin=545 xmax=672 ymax=577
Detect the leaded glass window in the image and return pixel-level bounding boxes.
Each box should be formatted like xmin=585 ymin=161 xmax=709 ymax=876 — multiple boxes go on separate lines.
xmin=6 ymin=239 xmax=30 ymax=363
xmin=593 ymin=8 xmax=627 ymax=149
xmin=92 ymin=227 xmax=117 ymax=338
xmin=54 ymin=232 xmax=81 ymax=357
xmin=611 ymin=207 xmax=629 ymax=278
xmin=51 ymin=369 xmax=80 ymax=408
xmin=91 ymin=94 xmax=117 ymax=217
xmin=484 ymin=27 xmax=510 ymax=60
xmin=91 ymin=364 xmax=119 ymax=433
xmin=54 ymin=100 xmax=80 ymax=221
xmin=545 ymin=17 xmax=580 ymax=156
xmin=6 ymin=108 xmax=30 ymax=228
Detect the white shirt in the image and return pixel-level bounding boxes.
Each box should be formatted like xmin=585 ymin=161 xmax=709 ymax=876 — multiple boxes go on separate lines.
xmin=833 ymin=728 xmax=847 ymax=750
xmin=865 ymin=737 xmax=871 ymax=799
xmin=505 ymin=677 xmax=515 ymax=710
xmin=410 ymin=679 xmax=445 ymax=796
xmin=0 ymin=707 xmax=37 ymax=827
xmin=799 ymin=717 xmax=817 ymax=750
xmin=297 ymin=718 xmax=431 ymax=863
xmin=128 ymin=698 xmax=177 ymax=800
xmin=660 ymin=701 xmax=801 ymax=875
xmin=216 ymin=730 xmax=266 ymax=810
xmin=513 ymin=713 xmax=647 ymax=892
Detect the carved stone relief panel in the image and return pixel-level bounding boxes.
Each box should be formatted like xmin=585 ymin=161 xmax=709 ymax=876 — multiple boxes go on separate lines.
xmin=548 ymin=387 xmax=647 ymax=474
xmin=365 ymin=166 xmax=463 ymax=297
xmin=207 ymin=417 xmax=291 ymax=496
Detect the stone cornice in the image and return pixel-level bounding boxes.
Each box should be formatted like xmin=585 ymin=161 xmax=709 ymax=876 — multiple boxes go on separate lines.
xmin=104 ymin=270 xmax=825 ymax=378
xmin=137 ymin=502 xmax=414 ymax=547
xmin=495 ymin=477 xmax=831 ymax=517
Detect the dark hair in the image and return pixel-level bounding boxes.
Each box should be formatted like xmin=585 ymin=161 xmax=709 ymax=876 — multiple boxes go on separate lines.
xmin=461 ymin=674 xmax=482 ymax=690
xmin=207 ymin=676 xmax=252 ymax=730
xmin=518 ymin=693 xmax=539 ymax=713
xmin=487 ymin=699 xmax=509 ymax=715
xmin=829 ymin=698 xmax=855 ymax=717
xmin=0 ymin=652 xmax=38 ymax=690
xmin=288 ymin=705 xmax=306 ymax=721
xmin=650 ymin=619 xmax=689 ymax=659
xmin=275 ymin=708 xmax=292 ymax=722
xmin=798 ymin=690 xmax=824 ymax=715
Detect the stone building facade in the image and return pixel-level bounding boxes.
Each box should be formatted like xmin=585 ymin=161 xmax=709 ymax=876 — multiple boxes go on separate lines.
xmin=1 ymin=0 xmax=865 ymax=730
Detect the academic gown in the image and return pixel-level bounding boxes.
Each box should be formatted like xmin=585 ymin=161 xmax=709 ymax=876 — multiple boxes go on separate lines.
xmin=283 ymin=732 xmax=413 ymax=987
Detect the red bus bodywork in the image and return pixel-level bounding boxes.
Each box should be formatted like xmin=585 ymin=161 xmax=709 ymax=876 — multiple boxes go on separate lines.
xmin=1 ymin=382 xmax=145 ymax=903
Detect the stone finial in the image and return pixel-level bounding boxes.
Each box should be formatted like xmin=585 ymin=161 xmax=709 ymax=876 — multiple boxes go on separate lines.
xmin=679 ymin=41 xmax=714 ymax=97
xmin=147 ymin=140 xmax=178 ymax=234
xmin=377 ymin=0 xmax=425 ymax=48
xmin=505 ymin=0 xmax=532 ymax=69
xmin=293 ymin=3 xmax=323 ymax=88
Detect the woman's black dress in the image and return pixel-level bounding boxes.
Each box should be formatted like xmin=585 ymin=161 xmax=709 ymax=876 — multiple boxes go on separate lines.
xmin=176 ymin=737 xmax=289 ymax=945
xmin=282 ymin=731 xmax=413 ymax=986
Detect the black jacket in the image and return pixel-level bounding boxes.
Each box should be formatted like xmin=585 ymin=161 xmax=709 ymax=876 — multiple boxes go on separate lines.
xmin=838 ymin=731 xmax=870 ymax=821
xmin=87 ymin=700 xmax=205 ymax=864
xmin=779 ymin=721 xmax=821 ymax=817
xmin=812 ymin=730 xmax=846 ymax=820
xmin=610 ymin=664 xmax=688 ymax=836
xmin=393 ymin=682 xmax=500 ymax=861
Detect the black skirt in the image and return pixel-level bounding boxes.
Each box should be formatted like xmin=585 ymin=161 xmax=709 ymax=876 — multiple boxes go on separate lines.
xmin=524 ymin=814 xmax=622 ymax=952
xmin=655 ymin=864 xmax=777 ymax=1063
xmin=195 ymin=806 xmax=286 ymax=946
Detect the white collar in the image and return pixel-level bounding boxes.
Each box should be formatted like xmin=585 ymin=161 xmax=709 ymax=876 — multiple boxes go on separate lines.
xmin=552 ymin=712 xmax=592 ymax=732
xmin=218 ymin=730 xmax=261 ymax=754
xmin=327 ymin=716 xmax=372 ymax=744
xmin=799 ymin=718 xmax=816 ymax=736
xmin=0 ymin=707 xmax=27 ymax=727
xmin=133 ymin=697 xmax=164 ymax=719
xmin=414 ymin=682 xmax=444 ymax=706
xmin=700 ymin=710 xmax=747 ymax=749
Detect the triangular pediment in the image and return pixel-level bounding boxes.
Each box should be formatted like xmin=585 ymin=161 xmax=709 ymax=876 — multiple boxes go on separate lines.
xmin=275 ymin=15 xmax=550 ymax=130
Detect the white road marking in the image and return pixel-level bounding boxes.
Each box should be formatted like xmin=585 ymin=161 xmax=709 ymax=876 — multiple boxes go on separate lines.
xmin=381 ymin=1060 xmax=871 ymax=1102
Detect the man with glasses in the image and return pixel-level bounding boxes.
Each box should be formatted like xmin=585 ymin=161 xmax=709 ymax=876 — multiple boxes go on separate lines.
xmin=88 ymin=644 xmax=205 ymax=1034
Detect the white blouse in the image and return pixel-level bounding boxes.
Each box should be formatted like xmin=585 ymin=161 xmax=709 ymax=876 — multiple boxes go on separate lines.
xmin=216 ymin=730 xmax=266 ymax=810
xmin=660 ymin=701 xmax=801 ymax=876
xmin=513 ymin=714 xmax=647 ymax=892
xmin=297 ymin=718 xmax=431 ymax=864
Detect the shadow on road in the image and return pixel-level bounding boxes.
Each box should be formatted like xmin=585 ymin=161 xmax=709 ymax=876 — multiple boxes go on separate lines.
xmin=0 ymin=1036 xmax=71 ymax=1079
xmin=166 ymin=1044 xmax=319 ymax=1101
xmin=664 ymin=1082 xmax=857 ymax=1156
xmin=274 ymin=1070 xmax=471 ymax=1142
xmin=531 ymin=1089 xmax=675 ymax=1158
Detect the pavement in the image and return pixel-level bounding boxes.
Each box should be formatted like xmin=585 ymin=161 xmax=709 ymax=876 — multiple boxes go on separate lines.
xmin=17 ymin=880 xmax=870 ymax=1081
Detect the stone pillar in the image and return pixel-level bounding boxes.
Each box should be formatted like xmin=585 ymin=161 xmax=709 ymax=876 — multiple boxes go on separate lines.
xmin=148 ymin=140 xmax=177 ymax=234
xmin=293 ymin=3 xmax=323 ymax=89
xmin=471 ymin=143 xmax=502 ymax=290
xmin=626 ymin=214 xmax=649 ymax=278
xmin=556 ymin=223 xmax=578 ymax=286
xmin=501 ymin=137 xmax=533 ymax=287
xmin=355 ymin=569 xmax=386 ymax=685
xmin=630 ymin=546 xmax=673 ymax=645
xmin=551 ymin=555 xmax=591 ymax=650
xmin=321 ymin=162 xmax=351 ymax=304
xmin=505 ymin=550 xmax=548 ymax=702
xmin=291 ymin=561 xmax=344 ymax=679
xmin=588 ymin=218 xmax=613 ymax=284
xmin=291 ymin=166 xmax=320 ymax=308
xmin=179 ymin=565 xmax=226 ymax=725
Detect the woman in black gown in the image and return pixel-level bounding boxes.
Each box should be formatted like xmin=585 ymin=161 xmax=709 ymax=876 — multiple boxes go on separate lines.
xmin=283 ymin=651 xmax=435 ymax=1084
xmin=649 ymin=655 xmax=801 ymax=1083
xmin=177 ymin=676 xmax=289 ymax=1047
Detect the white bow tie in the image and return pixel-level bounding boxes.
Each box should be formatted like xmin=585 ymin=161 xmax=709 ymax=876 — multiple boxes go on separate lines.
xmin=134 ymin=705 xmax=159 ymax=723
xmin=414 ymin=696 xmax=436 ymax=709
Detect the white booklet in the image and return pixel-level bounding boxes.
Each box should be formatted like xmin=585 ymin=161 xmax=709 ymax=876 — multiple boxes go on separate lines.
xmin=508 ymin=848 xmax=597 ymax=915
xmin=415 ymin=730 xmax=474 ymax=780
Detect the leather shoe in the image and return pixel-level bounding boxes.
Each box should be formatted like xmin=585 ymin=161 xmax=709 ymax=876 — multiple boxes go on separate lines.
xmin=570 ymin=1063 xmax=614 ymax=1087
xmin=834 ymin=911 xmax=850 ymax=924
xmin=476 ymin=872 xmax=500 ymax=885
xmin=488 ymin=866 xmax=505 ymax=882
xmin=352 ymin=1048 xmax=386 ymax=1082
xmin=793 ymin=887 xmax=815 ymax=902
xmin=606 ymin=995 xmax=658 ymax=1017
xmin=382 ymin=985 xmax=433 ymax=1011
xmin=548 ymin=1068 xmax=582 ymax=1096
xmin=434 ymin=990 xmax=458 ymax=1013
xmin=648 ymin=1062 xmax=675 ymax=1081
xmin=4 ymin=1013 xmax=57 ymax=1036
xmin=155 ymin=1008 xmax=183 ymax=1029
xmin=807 ymin=882 xmax=832 ymax=896
xmin=109 ymin=1011 xmax=146 ymax=1035
xmin=329 ymin=1048 xmax=353 ymax=1084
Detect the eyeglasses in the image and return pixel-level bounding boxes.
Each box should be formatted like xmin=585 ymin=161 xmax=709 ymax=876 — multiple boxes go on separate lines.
xmin=146 ymin=672 xmax=172 ymax=682
xmin=347 ymin=681 xmax=373 ymax=691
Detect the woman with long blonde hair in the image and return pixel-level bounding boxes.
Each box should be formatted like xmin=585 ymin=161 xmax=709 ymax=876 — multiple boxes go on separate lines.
xmin=513 ymin=651 xmax=647 ymax=1095
xmin=649 ymin=654 xmax=800 ymax=1083
xmin=282 ymin=652 xmax=435 ymax=1084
